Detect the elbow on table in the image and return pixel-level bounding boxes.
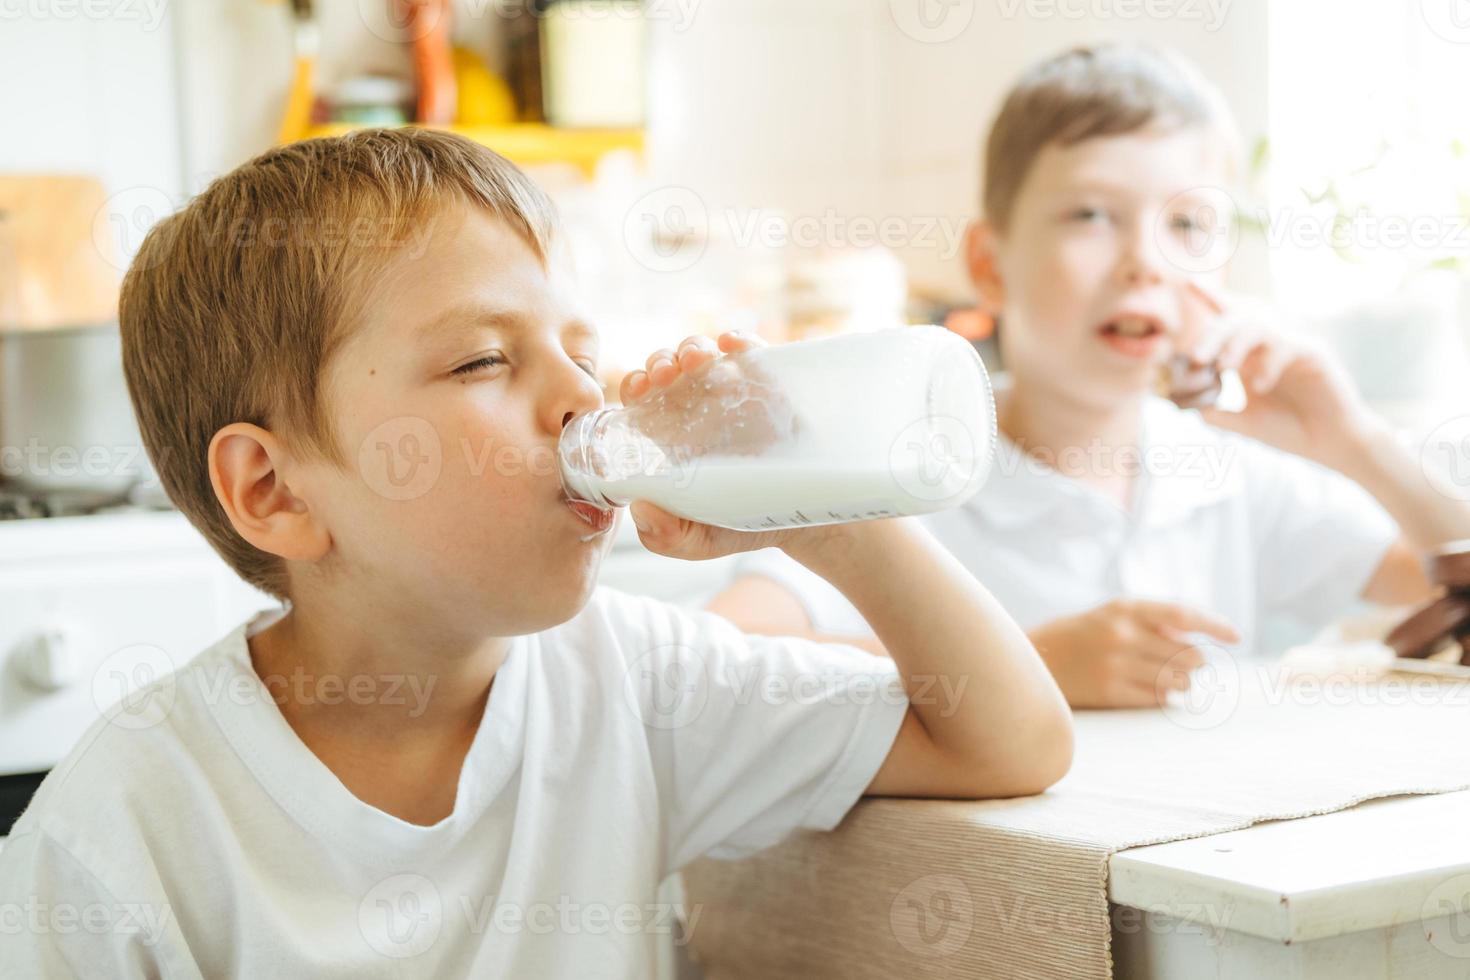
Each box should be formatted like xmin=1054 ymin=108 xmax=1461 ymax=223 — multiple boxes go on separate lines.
xmin=965 ymin=705 xmax=1075 ymax=799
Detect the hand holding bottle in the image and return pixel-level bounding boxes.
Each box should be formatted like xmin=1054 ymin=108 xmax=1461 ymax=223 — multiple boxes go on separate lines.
xmin=617 ymin=331 xmax=814 ymax=561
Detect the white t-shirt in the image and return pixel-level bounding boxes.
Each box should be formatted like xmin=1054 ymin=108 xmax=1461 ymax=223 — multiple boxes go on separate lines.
xmin=0 ymin=588 xmax=907 ymax=979
xmin=743 ymin=397 xmax=1398 ymax=654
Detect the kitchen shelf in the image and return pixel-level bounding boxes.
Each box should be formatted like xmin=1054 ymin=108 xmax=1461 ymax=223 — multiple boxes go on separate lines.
xmin=301 ymin=123 xmax=643 ymax=176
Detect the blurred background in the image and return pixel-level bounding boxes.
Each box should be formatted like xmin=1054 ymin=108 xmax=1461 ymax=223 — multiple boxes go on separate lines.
xmin=3 ymin=0 xmax=1470 ymax=833
xmin=5 ymin=0 xmax=1470 ymax=423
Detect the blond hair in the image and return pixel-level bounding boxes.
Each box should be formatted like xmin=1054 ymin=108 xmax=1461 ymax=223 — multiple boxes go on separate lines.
xmin=983 ymin=44 xmax=1237 ymax=230
xmin=120 ymin=129 xmax=556 ymax=600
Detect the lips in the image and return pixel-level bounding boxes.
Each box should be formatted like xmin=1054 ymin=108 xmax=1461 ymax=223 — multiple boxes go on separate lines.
xmin=565 ymin=497 xmax=616 ymax=536
xmin=1098 ymin=312 xmax=1169 ymax=360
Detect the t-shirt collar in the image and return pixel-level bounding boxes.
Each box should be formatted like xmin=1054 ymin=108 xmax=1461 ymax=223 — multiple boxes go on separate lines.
xmin=972 ymin=395 xmax=1241 ymax=530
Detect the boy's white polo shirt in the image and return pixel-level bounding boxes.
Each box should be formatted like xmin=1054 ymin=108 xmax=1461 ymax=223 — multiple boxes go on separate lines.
xmin=0 ymin=588 xmax=907 ymax=979
xmin=742 ymin=397 xmax=1398 ymax=654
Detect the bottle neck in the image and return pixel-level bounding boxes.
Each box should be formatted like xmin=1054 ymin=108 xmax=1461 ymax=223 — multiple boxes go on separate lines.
xmin=557 ymin=407 xmax=615 ymax=508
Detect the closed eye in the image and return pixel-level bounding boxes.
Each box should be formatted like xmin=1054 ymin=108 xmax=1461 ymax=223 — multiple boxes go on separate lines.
xmin=1068 ymin=206 xmax=1110 ymax=224
xmin=452 ymin=354 xmax=507 ymax=376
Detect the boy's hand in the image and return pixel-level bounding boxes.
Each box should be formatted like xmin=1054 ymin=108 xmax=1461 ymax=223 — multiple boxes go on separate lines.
xmin=621 ymin=330 xmax=826 ymax=562
xmin=1182 ymin=282 xmax=1378 ymax=472
xmin=1028 ymin=598 xmax=1240 ymax=709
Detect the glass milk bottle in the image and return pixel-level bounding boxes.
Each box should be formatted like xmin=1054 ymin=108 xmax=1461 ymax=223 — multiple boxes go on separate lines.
xmin=559 ymin=326 xmax=996 ymax=531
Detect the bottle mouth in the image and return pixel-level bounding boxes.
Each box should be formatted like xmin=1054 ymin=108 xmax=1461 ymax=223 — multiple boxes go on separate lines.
xmin=558 ymin=409 xmax=615 ymax=509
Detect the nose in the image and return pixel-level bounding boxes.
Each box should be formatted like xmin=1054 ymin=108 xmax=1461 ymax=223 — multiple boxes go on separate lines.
xmin=1115 ymin=216 xmax=1169 ymax=289
xmin=543 ymin=355 xmax=605 ymax=437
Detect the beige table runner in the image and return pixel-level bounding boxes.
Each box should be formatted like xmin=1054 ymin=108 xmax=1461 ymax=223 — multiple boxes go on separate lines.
xmin=681 ymin=663 xmax=1470 ymax=979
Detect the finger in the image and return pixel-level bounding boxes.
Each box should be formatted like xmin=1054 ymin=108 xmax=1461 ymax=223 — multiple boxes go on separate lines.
xmin=1212 ymin=327 xmax=1267 ymax=372
xmin=1239 ymin=338 xmax=1296 ymax=396
xmin=619 ymin=369 xmax=650 ymax=404
xmin=1178 ymin=289 xmax=1218 ymax=362
xmin=1133 ymin=632 xmax=1208 ymax=671
xmin=644 ymin=348 xmax=679 ymax=386
xmin=1128 ymin=600 xmax=1241 ymax=645
xmin=717 ymin=330 xmax=767 ymax=353
xmin=676 ymin=335 xmax=719 ymax=372
xmin=628 ymin=500 xmax=686 ymax=550
xmin=1185 ymin=279 xmax=1228 ymax=316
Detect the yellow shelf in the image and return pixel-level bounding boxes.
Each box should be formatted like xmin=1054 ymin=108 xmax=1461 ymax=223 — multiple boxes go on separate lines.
xmin=302 ymin=123 xmax=643 ymax=176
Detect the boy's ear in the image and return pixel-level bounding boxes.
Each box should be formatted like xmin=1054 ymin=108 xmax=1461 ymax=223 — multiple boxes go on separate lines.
xmin=209 ymin=423 xmax=330 ymax=563
xmin=964 ymin=219 xmax=1006 ymax=316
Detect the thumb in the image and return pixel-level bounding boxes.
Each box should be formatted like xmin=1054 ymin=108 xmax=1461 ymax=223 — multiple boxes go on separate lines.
xmin=629 ymin=500 xmax=677 ymax=539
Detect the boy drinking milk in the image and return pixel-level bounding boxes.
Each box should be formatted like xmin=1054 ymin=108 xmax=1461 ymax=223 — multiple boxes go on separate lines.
xmin=0 ymin=131 xmax=1070 ymax=977
xmin=711 ymin=44 xmax=1470 ymax=709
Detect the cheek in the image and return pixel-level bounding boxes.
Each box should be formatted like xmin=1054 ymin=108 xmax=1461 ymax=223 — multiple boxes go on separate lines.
xmin=1004 ymin=238 xmax=1100 ymax=341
